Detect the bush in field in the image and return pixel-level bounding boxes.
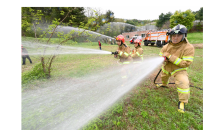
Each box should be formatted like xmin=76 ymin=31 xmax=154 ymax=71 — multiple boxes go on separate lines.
xmin=22 ymin=63 xmax=47 ymax=84
xmin=22 ymin=7 xmax=110 ymax=78
xmin=170 ymin=10 xmax=195 ymax=31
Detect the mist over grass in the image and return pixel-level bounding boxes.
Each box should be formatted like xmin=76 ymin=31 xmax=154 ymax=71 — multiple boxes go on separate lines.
xmin=21 ymin=33 xmax=203 ymax=129
xmin=22 ymin=57 xmax=164 ymax=129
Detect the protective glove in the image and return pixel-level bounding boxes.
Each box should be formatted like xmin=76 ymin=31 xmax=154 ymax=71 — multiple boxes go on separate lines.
xmin=162 ymin=56 xmax=168 ymax=62
xmin=162 ymin=52 xmax=171 ymax=63
xmin=132 ymin=49 xmax=135 ymax=54
xmin=163 ymin=52 xmax=171 ymax=59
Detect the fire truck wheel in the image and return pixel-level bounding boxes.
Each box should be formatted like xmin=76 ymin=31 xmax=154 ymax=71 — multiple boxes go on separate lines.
xmin=156 ymin=41 xmax=162 ymax=47
xmin=144 ymin=41 xmax=148 ymax=46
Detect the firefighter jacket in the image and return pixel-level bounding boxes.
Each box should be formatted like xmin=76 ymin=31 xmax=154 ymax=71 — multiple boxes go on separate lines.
xmin=21 ymin=47 xmax=29 ymax=56
xmin=130 ymin=46 xmax=143 ymax=63
xmin=116 ymin=43 xmax=132 ymax=64
xmin=159 ymin=38 xmax=195 ymax=75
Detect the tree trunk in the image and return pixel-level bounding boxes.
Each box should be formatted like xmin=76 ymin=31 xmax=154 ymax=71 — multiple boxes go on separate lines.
xmin=41 ymin=57 xmax=47 ymax=76
xmin=47 ymin=55 xmax=56 ymax=78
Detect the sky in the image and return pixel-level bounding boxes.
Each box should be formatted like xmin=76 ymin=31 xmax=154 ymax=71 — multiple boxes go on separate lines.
xmin=91 ymin=6 xmax=202 ymax=20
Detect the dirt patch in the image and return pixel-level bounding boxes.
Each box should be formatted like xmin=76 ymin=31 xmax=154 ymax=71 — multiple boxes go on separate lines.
xmin=192 ymin=44 xmax=203 ymax=49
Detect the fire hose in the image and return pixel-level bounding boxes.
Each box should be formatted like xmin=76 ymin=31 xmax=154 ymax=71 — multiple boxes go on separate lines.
xmin=154 ymin=56 xmax=203 ymax=90
xmin=154 ymin=68 xmax=203 ymax=90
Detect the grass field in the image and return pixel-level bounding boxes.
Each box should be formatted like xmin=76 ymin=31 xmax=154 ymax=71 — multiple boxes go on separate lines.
xmin=22 ymin=32 xmax=203 ymax=129
xmin=187 ymin=32 xmax=203 ymax=44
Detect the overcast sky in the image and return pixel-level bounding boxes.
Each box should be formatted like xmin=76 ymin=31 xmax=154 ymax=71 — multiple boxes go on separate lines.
xmin=91 ymin=6 xmax=202 ymax=20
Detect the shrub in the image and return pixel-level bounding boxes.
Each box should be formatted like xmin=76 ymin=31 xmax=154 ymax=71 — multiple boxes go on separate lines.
xmin=22 ymin=63 xmax=47 ymax=84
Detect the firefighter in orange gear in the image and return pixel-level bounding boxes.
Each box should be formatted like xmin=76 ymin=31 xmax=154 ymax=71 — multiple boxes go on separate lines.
xmin=129 ymin=39 xmax=144 ymax=78
xmin=113 ymin=35 xmax=132 ymax=64
xmin=158 ymin=24 xmax=195 ymax=113
xmin=112 ymin=35 xmax=132 ymax=82
xmin=130 ymin=39 xmax=143 ymax=63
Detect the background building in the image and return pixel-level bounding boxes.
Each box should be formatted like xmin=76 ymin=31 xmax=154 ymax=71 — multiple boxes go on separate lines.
xmin=122 ymin=30 xmax=150 ymax=42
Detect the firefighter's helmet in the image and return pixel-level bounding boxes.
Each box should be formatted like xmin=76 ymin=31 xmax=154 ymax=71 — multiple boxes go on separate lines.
xmin=134 ymin=39 xmax=141 ymax=46
xmin=167 ymin=24 xmax=187 ymax=37
xmin=167 ymin=24 xmax=188 ymax=42
xmin=116 ymin=35 xmax=125 ymax=43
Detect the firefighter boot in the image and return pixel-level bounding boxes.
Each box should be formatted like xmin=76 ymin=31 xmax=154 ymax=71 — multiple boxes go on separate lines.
xmin=178 ymin=101 xmax=185 ymax=113
xmin=22 ymin=57 xmax=26 ymax=65
xmin=156 ymin=84 xmax=168 ymax=88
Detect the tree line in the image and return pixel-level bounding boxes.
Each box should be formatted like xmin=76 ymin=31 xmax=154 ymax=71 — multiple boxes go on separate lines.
xmin=155 ymin=7 xmax=203 ymax=31
xmin=22 ymin=7 xmax=117 ymax=78
xmin=22 ymin=7 xmax=115 ymax=37
xmin=22 ymin=7 xmax=203 ymax=38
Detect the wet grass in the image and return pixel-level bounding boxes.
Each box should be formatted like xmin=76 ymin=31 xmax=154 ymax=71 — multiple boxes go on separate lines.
xmin=22 ymin=36 xmax=203 ymax=129
xmin=81 ymin=49 xmax=203 ymax=130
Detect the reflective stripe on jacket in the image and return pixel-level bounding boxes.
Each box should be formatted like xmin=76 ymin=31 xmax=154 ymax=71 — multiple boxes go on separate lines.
xmin=159 ymin=38 xmax=195 ymax=75
xmin=131 ymin=46 xmax=143 ymax=63
xmin=117 ymin=44 xmax=132 ymax=64
xmin=22 ymin=48 xmax=28 ymax=56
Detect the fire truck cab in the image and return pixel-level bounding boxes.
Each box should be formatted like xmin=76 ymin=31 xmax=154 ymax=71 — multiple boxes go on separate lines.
xmin=143 ymin=30 xmax=170 ymax=47
xmin=129 ymin=36 xmax=138 ymax=44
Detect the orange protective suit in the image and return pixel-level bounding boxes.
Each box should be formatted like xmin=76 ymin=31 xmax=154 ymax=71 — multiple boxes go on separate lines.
xmin=115 ymin=43 xmax=132 ymax=83
xmin=131 ymin=46 xmax=143 ymax=63
xmin=159 ymin=38 xmax=195 ymax=103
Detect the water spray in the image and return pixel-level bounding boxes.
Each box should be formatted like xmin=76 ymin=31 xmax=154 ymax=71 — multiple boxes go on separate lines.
xmin=22 ymin=57 xmax=164 ymax=130
xmin=22 ymin=42 xmax=111 ymax=56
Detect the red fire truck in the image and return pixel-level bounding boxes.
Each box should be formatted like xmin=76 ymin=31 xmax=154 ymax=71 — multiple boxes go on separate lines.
xmin=143 ymin=30 xmax=170 ymax=47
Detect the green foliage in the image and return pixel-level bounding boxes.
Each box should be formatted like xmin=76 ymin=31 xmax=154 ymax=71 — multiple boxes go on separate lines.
xmin=28 ymin=6 xmax=106 ymax=44
xmin=82 ymin=118 xmax=102 ymax=130
xmin=193 ymin=7 xmax=203 ymax=21
xmin=112 ymin=104 xmax=123 ymax=114
xmin=105 ymin=10 xmax=115 ymax=22
xmin=114 ymin=18 xmax=126 ymax=22
xmin=22 ymin=63 xmax=47 ymax=84
xmin=170 ymin=10 xmax=195 ymax=31
xmin=21 ymin=7 xmax=87 ymax=37
xmin=126 ymin=20 xmax=135 ymax=26
xmin=22 ymin=7 xmax=44 ymax=37
xmin=22 ymin=7 xmax=110 ymax=78
xmin=156 ymin=12 xmax=172 ymax=29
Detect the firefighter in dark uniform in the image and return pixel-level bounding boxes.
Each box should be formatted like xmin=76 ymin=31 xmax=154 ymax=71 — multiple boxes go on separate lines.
xmin=21 ymin=45 xmax=32 ymax=65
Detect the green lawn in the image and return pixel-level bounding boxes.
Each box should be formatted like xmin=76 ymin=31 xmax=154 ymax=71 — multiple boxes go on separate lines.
xmin=187 ymin=32 xmax=203 ymax=44
xmin=81 ymin=46 xmax=203 ymax=130
xmin=22 ymin=32 xmax=203 ymax=129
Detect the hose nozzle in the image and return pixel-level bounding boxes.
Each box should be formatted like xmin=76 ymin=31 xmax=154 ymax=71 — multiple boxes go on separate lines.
xmin=111 ymin=51 xmax=118 ymax=55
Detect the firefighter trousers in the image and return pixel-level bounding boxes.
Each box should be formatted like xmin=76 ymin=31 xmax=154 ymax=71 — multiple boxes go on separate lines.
xmin=161 ymin=70 xmax=190 ymax=104
xmin=22 ymin=55 xmax=32 ymax=65
xmin=119 ymin=63 xmax=131 ymax=86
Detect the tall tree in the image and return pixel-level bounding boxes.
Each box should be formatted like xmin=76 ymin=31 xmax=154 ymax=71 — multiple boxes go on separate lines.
xmin=22 ymin=7 xmax=103 ymax=78
xmin=156 ymin=12 xmax=172 ymax=29
xmin=105 ymin=10 xmax=115 ymax=22
xmin=195 ymin=7 xmax=203 ymax=22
